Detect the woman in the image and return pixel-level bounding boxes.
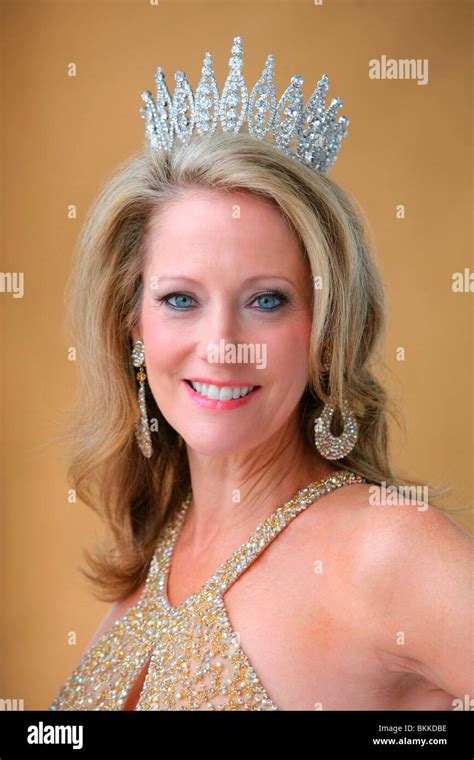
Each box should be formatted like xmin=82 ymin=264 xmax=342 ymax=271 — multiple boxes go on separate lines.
xmin=48 ymin=46 xmax=472 ymax=710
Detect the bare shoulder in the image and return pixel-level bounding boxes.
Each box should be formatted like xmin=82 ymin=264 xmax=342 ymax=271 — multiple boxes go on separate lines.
xmin=82 ymin=579 xmax=147 ymax=657
xmin=335 ymin=481 xmax=472 ymax=572
xmin=327 ymin=480 xmax=472 ymax=593
xmin=327 ymin=481 xmax=473 ymax=697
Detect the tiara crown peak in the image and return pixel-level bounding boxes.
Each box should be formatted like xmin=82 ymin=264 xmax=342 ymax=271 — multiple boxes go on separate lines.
xmin=140 ymin=35 xmax=349 ymax=174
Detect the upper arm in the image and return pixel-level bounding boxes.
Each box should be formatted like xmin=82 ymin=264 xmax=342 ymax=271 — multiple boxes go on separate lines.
xmin=357 ymin=497 xmax=473 ymax=698
xmin=82 ymin=580 xmax=147 ymax=657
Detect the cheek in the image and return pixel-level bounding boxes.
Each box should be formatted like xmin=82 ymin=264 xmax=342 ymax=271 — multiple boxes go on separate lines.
xmin=266 ymin=318 xmax=311 ymax=382
xmin=140 ymin=312 xmax=181 ymax=414
xmin=140 ymin=309 xmax=182 ymax=373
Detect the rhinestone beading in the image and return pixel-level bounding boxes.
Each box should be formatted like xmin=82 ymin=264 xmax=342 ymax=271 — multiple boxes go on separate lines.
xmin=49 ymin=469 xmax=366 ymax=711
xmin=140 ymin=35 xmax=349 ymax=175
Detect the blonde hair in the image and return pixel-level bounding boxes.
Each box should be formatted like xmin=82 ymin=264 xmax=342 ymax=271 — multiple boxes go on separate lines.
xmin=60 ymin=131 xmax=457 ymax=602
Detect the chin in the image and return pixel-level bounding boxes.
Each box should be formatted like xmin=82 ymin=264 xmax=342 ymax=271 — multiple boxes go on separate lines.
xmin=178 ymin=431 xmax=260 ymax=456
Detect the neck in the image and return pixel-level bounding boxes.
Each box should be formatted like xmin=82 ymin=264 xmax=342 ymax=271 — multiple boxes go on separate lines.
xmin=181 ymin=417 xmax=339 ymax=557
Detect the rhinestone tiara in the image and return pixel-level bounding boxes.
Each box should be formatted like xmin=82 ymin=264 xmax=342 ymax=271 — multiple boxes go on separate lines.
xmin=139 ymin=35 xmax=349 ymax=175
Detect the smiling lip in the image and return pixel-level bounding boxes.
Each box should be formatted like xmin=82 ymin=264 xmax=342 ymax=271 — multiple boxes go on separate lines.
xmin=182 ymin=379 xmax=261 ymax=410
xmin=185 ymin=377 xmax=261 ymax=388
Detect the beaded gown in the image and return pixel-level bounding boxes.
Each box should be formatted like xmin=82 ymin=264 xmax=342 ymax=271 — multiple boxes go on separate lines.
xmin=49 ymin=469 xmax=366 ymax=711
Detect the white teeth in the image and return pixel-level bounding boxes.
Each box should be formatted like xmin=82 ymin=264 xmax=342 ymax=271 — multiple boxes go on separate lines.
xmin=189 ymin=381 xmax=256 ymax=400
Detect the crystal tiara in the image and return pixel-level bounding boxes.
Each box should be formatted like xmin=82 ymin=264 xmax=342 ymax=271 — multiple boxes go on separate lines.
xmin=139 ymin=35 xmax=349 ymax=175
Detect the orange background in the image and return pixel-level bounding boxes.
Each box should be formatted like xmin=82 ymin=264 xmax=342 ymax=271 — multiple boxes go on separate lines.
xmin=0 ymin=0 xmax=472 ymax=709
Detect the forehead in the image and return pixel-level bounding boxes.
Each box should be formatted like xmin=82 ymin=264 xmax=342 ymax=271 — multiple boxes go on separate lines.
xmin=142 ymin=190 xmax=315 ymax=308
xmin=147 ymin=189 xmax=297 ymax=250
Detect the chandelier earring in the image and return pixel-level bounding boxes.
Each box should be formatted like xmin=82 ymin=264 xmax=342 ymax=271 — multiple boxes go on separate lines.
xmin=131 ymin=339 xmax=153 ymax=458
xmin=313 ymin=351 xmax=359 ymax=460
xmin=313 ymin=396 xmax=359 ymax=460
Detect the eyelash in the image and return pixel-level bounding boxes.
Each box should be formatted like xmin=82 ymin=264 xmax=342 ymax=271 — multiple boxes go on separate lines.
xmin=154 ymin=288 xmax=292 ymax=312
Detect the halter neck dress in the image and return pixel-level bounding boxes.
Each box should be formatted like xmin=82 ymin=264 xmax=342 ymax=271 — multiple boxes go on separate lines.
xmin=49 ymin=469 xmax=366 ymax=711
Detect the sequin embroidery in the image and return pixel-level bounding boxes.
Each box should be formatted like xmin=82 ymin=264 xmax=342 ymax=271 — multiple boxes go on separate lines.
xmin=49 ymin=470 xmax=366 ymax=710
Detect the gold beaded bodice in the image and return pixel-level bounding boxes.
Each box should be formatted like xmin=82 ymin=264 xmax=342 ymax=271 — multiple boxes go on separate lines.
xmin=49 ymin=470 xmax=366 ymax=711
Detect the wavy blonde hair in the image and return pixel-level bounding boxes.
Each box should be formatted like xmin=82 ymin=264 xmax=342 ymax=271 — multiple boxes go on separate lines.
xmin=60 ymin=131 xmax=457 ymax=603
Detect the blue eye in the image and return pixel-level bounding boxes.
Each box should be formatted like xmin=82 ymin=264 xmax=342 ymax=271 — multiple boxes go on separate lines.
xmin=253 ymin=292 xmax=287 ymax=310
xmin=163 ymin=293 xmax=195 ymax=309
xmin=156 ymin=289 xmax=291 ymax=312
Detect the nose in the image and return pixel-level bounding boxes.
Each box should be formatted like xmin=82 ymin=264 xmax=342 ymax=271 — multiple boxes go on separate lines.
xmin=195 ymin=302 xmax=241 ymax=365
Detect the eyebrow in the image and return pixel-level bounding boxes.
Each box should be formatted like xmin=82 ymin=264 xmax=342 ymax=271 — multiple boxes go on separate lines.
xmin=152 ymin=275 xmax=297 ymax=287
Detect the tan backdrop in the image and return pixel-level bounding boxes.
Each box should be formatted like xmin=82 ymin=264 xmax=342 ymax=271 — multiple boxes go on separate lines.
xmin=1 ymin=0 xmax=472 ymax=710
